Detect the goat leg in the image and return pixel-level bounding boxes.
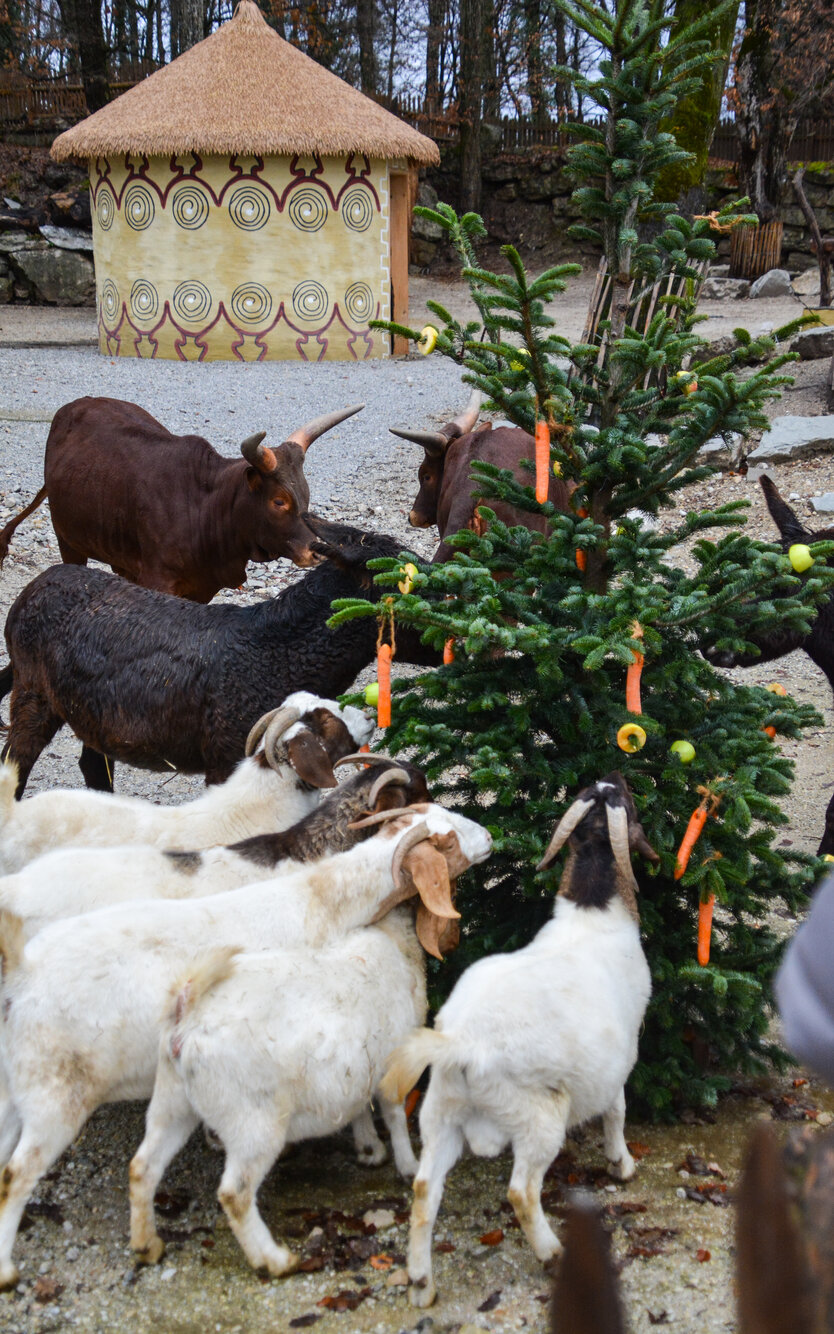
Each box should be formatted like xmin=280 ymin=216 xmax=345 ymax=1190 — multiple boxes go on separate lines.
xmin=130 ymin=1058 xmax=201 ymax=1265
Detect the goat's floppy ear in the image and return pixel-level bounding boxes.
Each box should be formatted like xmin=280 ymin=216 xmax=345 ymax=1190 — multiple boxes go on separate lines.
xmin=551 ymin=1200 xmax=625 ymax=1334
xmin=397 ymin=838 xmax=460 ymax=960
xmin=736 ymin=1124 xmax=811 ymax=1334
xmin=286 ymin=731 xmax=338 ymax=788
xmin=416 ymin=899 xmax=461 ymax=960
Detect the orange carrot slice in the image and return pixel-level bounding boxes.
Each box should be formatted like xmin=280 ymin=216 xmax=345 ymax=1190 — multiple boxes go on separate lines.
xmin=698 ymin=893 xmax=715 ymax=966
xmin=535 ymin=420 xmax=550 ymax=503
xmin=674 ymin=804 xmax=709 ymax=880
xmin=377 ymin=643 xmax=392 ymax=728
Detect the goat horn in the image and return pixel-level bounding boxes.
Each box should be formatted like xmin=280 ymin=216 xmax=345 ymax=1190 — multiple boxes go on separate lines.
xmin=449 ymin=387 xmax=482 ymax=436
xmin=606 ymin=804 xmax=637 ymax=889
xmin=389 ymin=426 xmax=450 ymax=454
xmin=365 ymin=822 xmax=432 ymax=923
xmin=536 ymin=797 xmax=595 ymax=870
xmin=284 ymin=404 xmax=364 ymax=454
xmin=334 ymin=752 xmax=392 ymax=769
xmin=347 ymin=802 xmax=426 ymax=830
xmin=392 ymin=822 xmax=434 ymax=891
xmin=367 ymin=767 xmax=413 ymax=808
xmin=245 ymin=706 xmax=302 ymax=760
xmin=263 ymin=707 xmax=304 ymax=767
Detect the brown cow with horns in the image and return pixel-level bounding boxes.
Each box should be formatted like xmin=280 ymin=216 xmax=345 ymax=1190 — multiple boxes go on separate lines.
xmin=0 ymin=395 xmax=363 ymax=602
xmin=391 ymin=389 xmax=574 ymax=561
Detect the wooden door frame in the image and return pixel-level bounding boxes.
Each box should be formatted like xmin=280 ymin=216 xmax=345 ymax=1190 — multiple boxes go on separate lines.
xmin=389 ymin=165 xmax=416 ymax=355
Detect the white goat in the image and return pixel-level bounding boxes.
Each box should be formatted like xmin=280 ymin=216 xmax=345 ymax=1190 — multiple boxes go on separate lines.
xmin=0 ymin=803 xmax=491 ymax=1288
xmin=0 ymin=755 xmax=414 ymax=943
xmin=130 ymin=908 xmax=432 ymax=1274
xmin=0 ymin=691 xmax=372 ymax=875
xmin=380 ymin=773 xmax=657 ymax=1308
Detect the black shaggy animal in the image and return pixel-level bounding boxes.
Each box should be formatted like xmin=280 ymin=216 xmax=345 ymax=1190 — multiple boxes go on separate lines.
xmin=0 ymin=521 xmax=438 ymax=795
xmin=706 ymin=476 xmax=834 ymax=854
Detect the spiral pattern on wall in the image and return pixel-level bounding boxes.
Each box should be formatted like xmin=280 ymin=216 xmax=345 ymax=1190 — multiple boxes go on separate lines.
xmin=288 ymin=186 xmax=328 ymax=233
xmin=230 ymin=283 xmax=273 ymax=326
xmin=341 ymin=187 xmax=374 ymax=233
xmin=292 ymin=280 xmax=329 ymax=323
xmin=123 ymin=184 xmax=156 ymax=231
xmin=172 ymin=185 xmax=209 ymax=230
xmin=228 ymin=186 xmax=270 ymax=230
xmin=343 ymin=281 xmax=374 ymax=325
xmin=172 ymin=280 xmax=212 ymax=324
xmin=129 ymin=279 xmax=159 ymax=322
xmin=100 ymin=279 xmax=120 ymax=322
xmin=96 ymin=188 xmax=115 ymax=231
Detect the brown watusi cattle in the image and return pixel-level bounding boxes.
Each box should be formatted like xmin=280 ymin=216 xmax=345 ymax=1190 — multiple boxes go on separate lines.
xmin=391 ymin=390 xmax=574 ymax=562
xmin=0 ymin=396 xmax=363 ymax=601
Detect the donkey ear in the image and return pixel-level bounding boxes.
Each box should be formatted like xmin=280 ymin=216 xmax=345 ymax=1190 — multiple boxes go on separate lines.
xmin=286 ymin=731 xmax=338 ymax=788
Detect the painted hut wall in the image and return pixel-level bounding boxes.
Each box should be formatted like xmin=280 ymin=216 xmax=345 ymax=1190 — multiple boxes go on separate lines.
xmin=90 ymin=153 xmax=391 ymax=361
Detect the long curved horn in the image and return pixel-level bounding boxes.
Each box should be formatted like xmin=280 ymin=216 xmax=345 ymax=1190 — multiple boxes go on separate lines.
xmin=367 ymin=767 xmax=413 ymax=808
xmin=392 ymin=821 xmax=433 ymax=890
xmin=606 ymin=804 xmax=636 ymax=887
xmin=389 ymin=426 xmax=450 ymax=454
xmin=263 ymin=706 xmax=305 ymax=767
xmin=536 ymin=797 xmax=595 ymax=870
xmin=449 ymin=388 xmax=482 ymax=436
xmin=348 ymin=802 xmax=426 ymax=830
xmin=284 ymin=404 xmax=364 ymax=454
xmin=334 ymin=752 xmax=393 ymax=770
xmin=245 ymin=706 xmax=302 ymax=760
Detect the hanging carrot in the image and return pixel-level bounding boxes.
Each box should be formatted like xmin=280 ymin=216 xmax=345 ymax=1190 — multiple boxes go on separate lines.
xmin=626 ymin=621 xmax=644 ymax=714
xmin=674 ymin=804 xmax=709 ymax=881
xmin=443 ymin=639 xmax=455 ymax=664
xmin=404 ymin=1088 xmax=421 ymax=1121
xmin=576 ymin=504 xmax=589 ymax=572
xmin=698 ymin=893 xmax=716 ymax=966
xmin=376 ymin=642 xmax=392 ymax=729
xmin=762 ymin=725 xmax=776 ymax=739
xmin=535 ymin=420 xmax=550 ymax=504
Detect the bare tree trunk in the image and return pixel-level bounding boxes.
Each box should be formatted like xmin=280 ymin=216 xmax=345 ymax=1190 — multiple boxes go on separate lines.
xmin=458 ymin=0 xmax=483 ymax=212
xmin=735 ymin=0 xmax=785 ymax=221
xmin=482 ymin=0 xmax=499 ymax=121
xmin=793 ymin=169 xmax=832 ymax=306
xmin=59 ymin=0 xmax=110 ymax=111
xmin=357 ymin=0 xmax=378 ymax=94
xmin=425 ymin=0 xmax=445 ymax=111
xmin=170 ymin=0 xmax=203 ymax=57
xmin=385 ymin=0 xmax=398 ymax=98
xmin=554 ymin=7 xmax=569 ymax=119
xmin=523 ymin=0 xmax=547 ymax=126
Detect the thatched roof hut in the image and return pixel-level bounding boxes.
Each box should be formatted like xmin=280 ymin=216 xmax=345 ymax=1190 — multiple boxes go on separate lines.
xmin=53 ymin=1 xmax=438 ymax=361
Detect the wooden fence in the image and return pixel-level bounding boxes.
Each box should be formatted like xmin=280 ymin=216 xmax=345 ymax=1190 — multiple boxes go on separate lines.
xmin=3 ymin=77 xmax=834 ymax=167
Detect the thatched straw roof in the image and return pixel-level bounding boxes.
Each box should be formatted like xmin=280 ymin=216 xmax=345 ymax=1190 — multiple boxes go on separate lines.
xmin=52 ymin=1 xmax=439 ymax=165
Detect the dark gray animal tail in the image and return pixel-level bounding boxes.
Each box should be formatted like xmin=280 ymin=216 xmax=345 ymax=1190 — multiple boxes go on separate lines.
xmin=760 ymin=476 xmax=810 ymax=547
xmin=0 ymin=485 xmax=47 ymax=565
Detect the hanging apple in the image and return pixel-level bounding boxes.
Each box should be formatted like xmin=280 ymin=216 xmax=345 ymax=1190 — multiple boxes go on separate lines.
xmin=398 ymin=562 xmax=418 ymax=594
xmin=417 ymin=325 xmax=438 ymax=355
xmin=617 ymin=722 xmax=646 ymax=752
xmin=364 ymin=682 xmax=380 ymax=707
xmin=670 ymin=739 xmax=696 ymax=763
xmin=789 ymin=544 xmax=814 ymax=573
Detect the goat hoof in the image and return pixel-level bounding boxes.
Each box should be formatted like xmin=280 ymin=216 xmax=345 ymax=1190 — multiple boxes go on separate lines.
xmin=357 ymin=1143 xmax=387 ymax=1167
xmin=135 ymin=1236 xmax=165 ymax=1266
xmin=609 ymin=1153 xmax=636 ymax=1181
xmin=408 ymin=1276 xmax=437 ymax=1308
xmin=0 ymin=1261 xmax=19 ymax=1290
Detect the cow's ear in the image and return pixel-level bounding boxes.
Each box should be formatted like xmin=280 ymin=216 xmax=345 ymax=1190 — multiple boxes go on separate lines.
xmin=287 ymin=731 xmax=338 ymax=788
xmin=245 ymin=466 xmax=263 ymax=493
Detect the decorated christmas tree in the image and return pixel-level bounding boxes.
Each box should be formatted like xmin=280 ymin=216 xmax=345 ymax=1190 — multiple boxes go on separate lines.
xmin=333 ymin=0 xmax=834 ymax=1115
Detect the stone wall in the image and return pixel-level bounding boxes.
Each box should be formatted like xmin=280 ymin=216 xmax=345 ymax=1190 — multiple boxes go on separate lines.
xmin=413 ymin=143 xmax=834 ymax=273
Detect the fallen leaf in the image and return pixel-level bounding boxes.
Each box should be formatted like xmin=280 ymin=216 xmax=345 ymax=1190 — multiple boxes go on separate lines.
xmin=297 ymin=1255 xmax=326 ymax=1273
xmin=318 ymin=1286 xmax=373 ymax=1312
xmin=369 ymin=1254 xmax=394 ymax=1271
xmin=696 ymin=1248 xmax=711 ymax=1262
xmin=479 ymin=1229 xmax=504 ymax=1246
xmin=478 ymin=1290 xmax=503 ymax=1313
xmin=627 ymin=1141 xmax=652 ymax=1160
xmin=289 ymin=1316 xmax=323 ymax=1329
xmin=605 ymin=1201 xmax=647 ymax=1219
xmin=647 ymin=1311 xmax=669 ymax=1325
xmin=435 ymin=1240 xmax=456 ymax=1253
xmin=33 ymin=1277 xmax=64 ymax=1303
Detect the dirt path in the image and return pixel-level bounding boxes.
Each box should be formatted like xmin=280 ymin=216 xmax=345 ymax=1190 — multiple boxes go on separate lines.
xmin=0 ymin=287 xmax=833 ymax=1334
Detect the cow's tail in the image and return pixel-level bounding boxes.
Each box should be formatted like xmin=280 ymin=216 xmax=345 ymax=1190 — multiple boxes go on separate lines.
xmin=0 ymin=487 xmax=47 ymax=567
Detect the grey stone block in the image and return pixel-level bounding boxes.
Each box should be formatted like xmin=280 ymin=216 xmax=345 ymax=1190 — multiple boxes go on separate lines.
xmin=749 ymin=268 xmax=794 ymax=299
xmin=790 ymin=326 xmax=834 ymax=360
xmin=10 ymin=247 xmax=95 ymax=306
xmin=748 ymin=415 xmax=834 ymax=463
xmin=811 ymin=493 xmax=834 ymax=514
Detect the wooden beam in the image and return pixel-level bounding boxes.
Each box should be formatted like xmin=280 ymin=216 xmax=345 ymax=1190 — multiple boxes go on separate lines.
xmin=389 ymin=170 xmax=411 ymax=356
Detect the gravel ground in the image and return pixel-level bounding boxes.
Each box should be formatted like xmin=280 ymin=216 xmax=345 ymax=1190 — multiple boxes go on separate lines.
xmin=0 ymin=282 xmax=833 ymax=1334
